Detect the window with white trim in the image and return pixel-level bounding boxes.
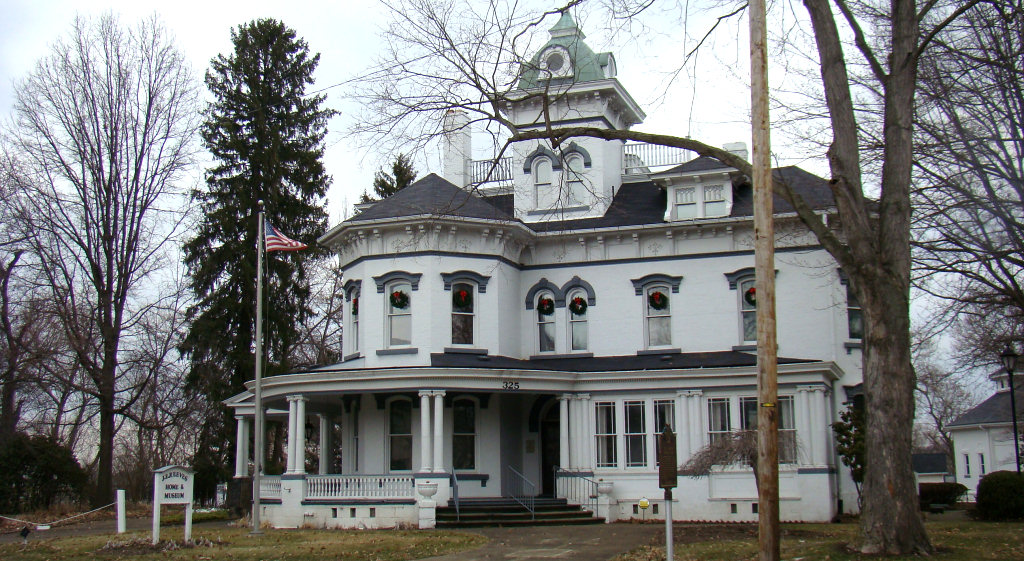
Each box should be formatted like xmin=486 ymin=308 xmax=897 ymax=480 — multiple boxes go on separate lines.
xmin=708 ymin=397 xmax=731 ymax=445
xmin=567 ymin=289 xmax=588 ymax=352
xmin=534 ymin=158 xmax=552 ymax=208
xmin=847 ymin=283 xmax=864 ymax=340
xmin=963 ymin=453 xmax=971 ymax=477
xmin=654 ymin=399 xmax=675 ymax=465
xmin=565 ymin=154 xmax=585 ymax=205
xmin=451 ymin=282 xmax=475 ymax=346
xmin=624 ymin=401 xmax=647 ymax=467
xmin=703 ymin=184 xmax=727 ymax=216
xmin=536 ymin=291 xmax=556 ymax=353
xmin=739 ymin=277 xmax=757 ymax=344
xmin=979 ymin=453 xmax=986 ymax=475
xmin=741 ymin=395 xmax=796 ymax=463
xmin=453 ymin=398 xmax=476 ymax=470
xmin=645 ymin=285 xmax=672 ymax=348
xmin=350 ymin=296 xmax=359 ymax=352
xmin=388 ymin=399 xmax=412 ymax=471
xmin=595 ymin=402 xmax=617 ymax=468
xmin=386 ymin=281 xmax=412 ymax=347
xmin=674 ymin=187 xmax=697 ymax=219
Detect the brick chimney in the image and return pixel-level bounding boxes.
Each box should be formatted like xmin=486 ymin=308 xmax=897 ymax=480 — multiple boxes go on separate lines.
xmin=442 ymin=109 xmax=472 ymax=188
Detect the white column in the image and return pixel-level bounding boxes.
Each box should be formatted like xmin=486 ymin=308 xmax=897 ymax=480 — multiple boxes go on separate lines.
xmin=295 ymin=396 xmax=307 ymax=474
xmin=420 ymin=391 xmax=433 ymax=472
xmin=688 ymin=391 xmax=703 ymax=456
xmin=318 ymin=414 xmax=331 ymax=475
xmin=559 ymin=395 xmax=570 ymax=469
xmin=433 ymin=391 xmax=445 ymax=473
xmin=675 ymin=392 xmax=690 ymax=462
xmin=580 ymin=394 xmax=593 ymax=470
xmin=286 ymin=397 xmax=298 ymax=473
xmin=570 ymin=395 xmax=582 ymax=469
xmin=814 ymin=388 xmax=831 ymax=465
xmin=797 ymin=386 xmax=814 ymax=465
xmin=235 ymin=416 xmax=249 ymax=478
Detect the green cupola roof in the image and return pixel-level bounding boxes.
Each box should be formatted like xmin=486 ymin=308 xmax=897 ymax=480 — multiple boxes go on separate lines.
xmin=516 ymin=11 xmax=616 ymax=90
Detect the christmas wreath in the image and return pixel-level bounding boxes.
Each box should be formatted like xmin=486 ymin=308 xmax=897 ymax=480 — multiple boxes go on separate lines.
xmin=537 ymin=297 xmax=555 ymax=316
xmin=352 ymin=297 xmax=359 ymax=316
xmin=390 ymin=290 xmax=410 ymax=309
xmin=648 ymin=290 xmax=669 ymax=310
xmin=568 ymin=296 xmax=588 ymax=315
xmin=453 ymin=288 xmax=473 ymax=309
xmin=744 ymin=286 xmax=757 ymax=306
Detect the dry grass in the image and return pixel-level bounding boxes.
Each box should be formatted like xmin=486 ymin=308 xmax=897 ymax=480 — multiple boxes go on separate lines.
xmin=0 ymin=526 xmax=488 ymax=561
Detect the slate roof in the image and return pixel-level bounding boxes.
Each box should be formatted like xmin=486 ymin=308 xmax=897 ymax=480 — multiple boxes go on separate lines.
xmin=430 ymin=350 xmax=816 ymax=372
xmin=527 ymin=180 xmax=667 ymax=232
xmin=348 ymin=173 xmax=513 ymax=223
xmin=949 ymin=388 xmax=1023 ymax=427
xmin=912 ymin=453 xmax=949 ymax=474
xmin=732 ymin=166 xmax=837 ymax=217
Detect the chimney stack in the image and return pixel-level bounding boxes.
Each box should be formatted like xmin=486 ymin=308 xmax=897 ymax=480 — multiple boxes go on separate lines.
xmin=723 ymin=141 xmax=749 ymax=162
xmin=442 ymin=110 xmax=472 ymax=188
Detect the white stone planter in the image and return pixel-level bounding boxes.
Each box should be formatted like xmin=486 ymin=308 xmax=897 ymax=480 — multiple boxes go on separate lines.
xmin=597 ymin=481 xmax=614 ymax=495
xmin=417 ymin=482 xmax=438 ymax=499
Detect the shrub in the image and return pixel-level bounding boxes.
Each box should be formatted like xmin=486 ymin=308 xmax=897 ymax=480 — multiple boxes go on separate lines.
xmin=0 ymin=433 xmax=87 ymax=512
xmin=918 ymin=482 xmax=967 ymax=510
xmin=976 ymin=470 xmax=1024 ymax=520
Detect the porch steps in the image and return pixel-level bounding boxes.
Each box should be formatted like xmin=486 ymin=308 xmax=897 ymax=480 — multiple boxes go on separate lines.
xmin=436 ymin=498 xmax=603 ymax=527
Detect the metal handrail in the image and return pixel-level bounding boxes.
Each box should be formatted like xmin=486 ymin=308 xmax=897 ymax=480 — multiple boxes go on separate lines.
xmin=505 ymin=466 xmax=536 ymax=520
xmin=553 ymin=466 xmax=598 ymax=516
xmin=449 ymin=472 xmax=461 ymax=522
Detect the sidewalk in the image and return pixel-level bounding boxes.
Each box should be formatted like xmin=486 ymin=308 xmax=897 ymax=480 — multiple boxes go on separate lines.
xmin=422 ymin=523 xmax=661 ymax=561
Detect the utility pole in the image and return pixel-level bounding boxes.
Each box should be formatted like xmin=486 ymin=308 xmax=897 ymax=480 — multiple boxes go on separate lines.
xmin=749 ymin=0 xmax=779 ymax=558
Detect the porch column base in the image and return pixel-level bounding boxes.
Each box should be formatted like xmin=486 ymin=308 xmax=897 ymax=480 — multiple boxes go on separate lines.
xmin=278 ymin=474 xmax=307 ymax=528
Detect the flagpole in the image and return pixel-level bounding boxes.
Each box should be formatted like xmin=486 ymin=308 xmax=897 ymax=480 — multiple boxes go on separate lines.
xmin=251 ymin=200 xmax=265 ymax=535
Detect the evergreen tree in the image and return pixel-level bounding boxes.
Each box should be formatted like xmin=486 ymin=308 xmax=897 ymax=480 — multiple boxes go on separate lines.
xmin=182 ymin=18 xmax=333 ymax=490
xmin=359 ymin=153 xmax=417 ymax=203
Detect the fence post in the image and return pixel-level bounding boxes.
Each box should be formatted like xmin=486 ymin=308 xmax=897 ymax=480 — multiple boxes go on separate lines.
xmin=116 ymin=490 xmax=126 ymax=533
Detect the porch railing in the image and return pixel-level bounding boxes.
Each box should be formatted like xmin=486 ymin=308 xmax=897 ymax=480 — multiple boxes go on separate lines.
xmin=553 ymin=467 xmax=598 ymax=515
xmin=470 ymin=157 xmax=513 ymax=184
xmin=622 ymin=142 xmax=691 ymax=174
xmin=260 ymin=476 xmax=282 ymax=500
xmin=305 ymin=475 xmax=416 ymax=501
xmin=505 ymin=466 xmax=536 ymax=520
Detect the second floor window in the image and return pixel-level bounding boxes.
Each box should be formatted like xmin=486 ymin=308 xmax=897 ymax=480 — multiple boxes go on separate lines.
xmin=739 ymin=277 xmax=757 ymax=344
xmin=536 ymin=292 xmax=556 ymax=353
xmin=847 ymin=283 xmax=863 ymax=339
xmin=568 ymin=289 xmax=588 ymax=351
xmin=645 ymin=285 xmax=672 ymax=348
xmin=566 ymin=154 xmax=585 ymax=205
xmin=387 ymin=281 xmax=412 ymax=347
xmin=451 ymin=282 xmax=475 ymax=345
xmin=534 ymin=158 xmax=552 ymax=207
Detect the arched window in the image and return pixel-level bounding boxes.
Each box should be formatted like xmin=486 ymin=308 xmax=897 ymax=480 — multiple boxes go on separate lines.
xmin=343 ymin=280 xmax=361 ymax=356
xmin=536 ymin=291 xmax=556 ymax=353
xmin=452 ymin=398 xmax=477 ymax=470
xmin=387 ymin=281 xmax=412 ymax=347
xmin=567 ymin=288 xmax=588 ymax=351
xmin=534 ymin=158 xmax=552 ymax=207
xmin=387 ymin=399 xmax=412 ymax=471
xmin=645 ymin=285 xmax=672 ymax=348
xmin=565 ymin=154 xmax=585 ymax=205
xmin=451 ymin=282 xmax=475 ymax=346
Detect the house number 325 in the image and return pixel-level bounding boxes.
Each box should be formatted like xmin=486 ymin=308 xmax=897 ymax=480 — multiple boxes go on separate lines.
xmin=502 ymin=381 xmax=520 ymax=390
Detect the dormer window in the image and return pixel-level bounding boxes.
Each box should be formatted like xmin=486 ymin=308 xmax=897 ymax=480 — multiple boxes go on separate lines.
xmin=703 ymin=184 xmax=727 ymax=216
xmin=675 ymin=187 xmax=697 ymax=219
xmin=565 ymin=154 xmax=585 ymax=205
xmin=664 ymin=175 xmax=733 ymax=221
xmin=540 ymin=46 xmax=572 ymax=79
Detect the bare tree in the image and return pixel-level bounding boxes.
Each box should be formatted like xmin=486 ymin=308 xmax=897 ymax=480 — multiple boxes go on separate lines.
xmin=354 ymin=0 xmax=983 ymax=552
xmin=290 ymin=259 xmax=345 ymax=368
xmin=912 ymin=338 xmax=976 ymax=464
xmin=6 ymin=14 xmax=200 ymax=506
xmin=913 ymin=0 xmax=1024 ymax=353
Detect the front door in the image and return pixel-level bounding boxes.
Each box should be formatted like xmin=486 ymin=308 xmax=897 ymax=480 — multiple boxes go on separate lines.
xmin=540 ymin=404 xmax=560 ymax=496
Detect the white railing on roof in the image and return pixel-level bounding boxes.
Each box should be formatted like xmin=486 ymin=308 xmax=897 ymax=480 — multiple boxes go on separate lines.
xmin=623 ymin=142 xmax=692 ymax=174
xmin=470 ymin=157 xmax=513 ymax=184
xmin=305 ymin=474 xmax=416 ymax=500
xmin=260 ymin=476 xmax=281 ymax=500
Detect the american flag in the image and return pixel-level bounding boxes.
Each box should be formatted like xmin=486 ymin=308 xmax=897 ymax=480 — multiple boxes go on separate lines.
xmin=265 ymin=220 xmax=308 ymax=252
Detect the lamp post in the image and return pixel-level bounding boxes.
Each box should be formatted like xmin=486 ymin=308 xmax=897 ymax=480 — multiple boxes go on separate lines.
xmin=1001 ymin=344 xmax=1020 ymax=474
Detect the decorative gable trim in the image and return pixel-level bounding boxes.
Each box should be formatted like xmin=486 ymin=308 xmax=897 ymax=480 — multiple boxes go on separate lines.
xmin=561 ymin=276 xmax=596 ymax=305
xmin=724 ymin=267 xmax=778 ymax=290
xmin=373 ymin=271 xmax=423 ymax=292
xmin=522 ymin=145 xmax=563 ymax=173
xmin=441 ymin=270 xmax=492 ymax=293
xmin=564 ymin=142 xmax=592 ymax=168
xmin=630 ymin=274 xmax=683 ymax=295
xmin=343 ymin=279 xmax=362 ymax=301
xmin=525 ymin=278 xmax=565 ymax=309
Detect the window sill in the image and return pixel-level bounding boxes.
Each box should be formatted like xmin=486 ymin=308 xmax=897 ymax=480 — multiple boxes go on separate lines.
xmin=525 ymin=204 xmax=591 ymax=216
xmin=444 ymin=347 xmax=489 ymax=355
xmin=529 ymin=352 xmax=594 ymax=360
xmin=732 ymin=345 xmax=757 ymax=352
xmin=343 ymin=352 xmax=363 ymax=362
xmin=844 ymin=341 xmax=863 ymax=354
xmin=637 ymin=348 xmax=681 ymax=356
xmin=376 ymin=347 xmax=419 ymax=356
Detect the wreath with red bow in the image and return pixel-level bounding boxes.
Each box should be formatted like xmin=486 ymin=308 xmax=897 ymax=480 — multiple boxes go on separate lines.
xmin=744 ymin=286 xmax=757 ymax=306
xmin=568 ymin=296 xmax=588 ymax=315
xmin=648 ymin=290 xmax=669 ymax=310
xmin=453 ymin=288 xmax=473 ymax=309
xmin=537 ymin=297 xmax=555 ymax=316
xmin=352 ymin=297 xmax=359 ymax=317
xmin=390 ymin=290 xmax=410 ymax=309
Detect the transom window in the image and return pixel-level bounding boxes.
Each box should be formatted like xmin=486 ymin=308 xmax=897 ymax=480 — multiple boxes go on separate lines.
xmin=387 ymin=281 xmax=412 ymax=347
xmin=595 ymin=402 xmax=617 ymax=468
xmin=453 ymin=398 xmax=476 ymax=470
xmin=388 ymin=399 xmax=412 ymax=471
xmin=451 ymin=282 xmax=475 ymax=345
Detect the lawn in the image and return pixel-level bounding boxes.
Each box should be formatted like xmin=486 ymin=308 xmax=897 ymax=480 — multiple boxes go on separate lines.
xmin=0 ymin=526 xmax=488 ymax=561
xmin=615 ymin=520 xmax=1024 ymax=561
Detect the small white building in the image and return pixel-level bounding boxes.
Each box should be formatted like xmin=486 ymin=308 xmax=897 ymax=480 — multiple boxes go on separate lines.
xmin=226 ymin=12 xmax=864 ymax=528
xmin=949 ymin=369 xmax=1021 ymax=500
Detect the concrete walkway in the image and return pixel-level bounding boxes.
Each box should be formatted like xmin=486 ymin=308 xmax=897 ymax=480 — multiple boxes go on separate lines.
xmin=423 ymin=523 xmax=661 ymax=561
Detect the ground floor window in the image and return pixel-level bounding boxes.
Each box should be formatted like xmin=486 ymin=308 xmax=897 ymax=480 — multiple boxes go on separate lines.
xmin=708 ymin=398 xmax=731 ymax=445
xmin=740 ymin=395 xmax=796 ymax=462
xmin=388 ymin=400 xmax=412 ymax=471
xmin=595 ymin=402 xmax=617 ymax=468
xmin=453 ymin=398 xmax=476 ymax=470
xmin=654 ymin=399 xmax=675 ymax=465
xmin=624 ymin=401 xmax=647 ymax=467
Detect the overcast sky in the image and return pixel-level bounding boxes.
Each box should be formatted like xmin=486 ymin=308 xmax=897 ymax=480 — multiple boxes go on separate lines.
xmin=0 ymin=0 xmax=797 ymax=225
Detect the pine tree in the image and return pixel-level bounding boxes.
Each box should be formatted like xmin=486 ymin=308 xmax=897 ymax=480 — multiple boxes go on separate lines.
xmin=359 ymin=153 xmax=417 ymax=203
xmin=181 ymin=18 xmax=333 ymax=493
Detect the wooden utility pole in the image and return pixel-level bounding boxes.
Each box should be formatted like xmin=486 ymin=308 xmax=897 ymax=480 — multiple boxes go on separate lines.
xmin=749 ymin=0 xmax=779 ymax=558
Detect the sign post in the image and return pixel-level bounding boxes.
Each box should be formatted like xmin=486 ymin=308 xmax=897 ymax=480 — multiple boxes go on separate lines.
xmin=152 ymin=465 xmax=195 ymax=545
xmin=659 ymin=427 xmax=678 ymax=561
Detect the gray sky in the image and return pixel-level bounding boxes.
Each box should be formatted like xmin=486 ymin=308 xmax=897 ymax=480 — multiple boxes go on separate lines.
xmin=0 ymin=0 xmax=782 ymax=225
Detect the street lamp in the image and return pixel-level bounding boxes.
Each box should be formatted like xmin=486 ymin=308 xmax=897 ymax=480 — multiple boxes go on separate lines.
xmin=1001 ymin=344 xmax=1020 ymax=474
